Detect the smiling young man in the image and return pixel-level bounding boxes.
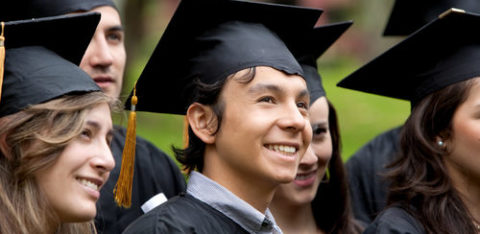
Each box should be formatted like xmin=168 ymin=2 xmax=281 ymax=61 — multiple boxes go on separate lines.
xmin=121 ymin=0 xmax=322 ymax=233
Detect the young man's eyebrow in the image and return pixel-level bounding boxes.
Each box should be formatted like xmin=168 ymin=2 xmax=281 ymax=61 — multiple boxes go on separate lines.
xmin=248 ymin=84 xmax=309 ymax=101
xmin=248 ymin=83 xmax=283 ymax=95
xmin=297 ymin=89 xmax=309 ymax=100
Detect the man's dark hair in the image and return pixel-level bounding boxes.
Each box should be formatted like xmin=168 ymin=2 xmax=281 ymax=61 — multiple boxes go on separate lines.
xmin=173 ymin=68 xmax=256 ymax=174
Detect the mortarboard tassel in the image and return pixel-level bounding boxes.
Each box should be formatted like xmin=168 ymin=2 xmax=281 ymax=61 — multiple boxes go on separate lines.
xmin=0 ymin=22 xmax=5 ymax=104
xmin=113 ymin=83 xmax=138 ymax=208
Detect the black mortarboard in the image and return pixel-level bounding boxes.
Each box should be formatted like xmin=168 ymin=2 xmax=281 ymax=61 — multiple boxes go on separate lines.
xmin=0 ymin=13 xmax=101 ymax=117
xmin=383 ymin=0 xmax=480 ymax=36
xmin=290 ymin=21 xmax=352 ymax=104
xmin=3 ymin=13 xmax=100 ymax=64
xmin=126 ymin=0 xmax=322 ymax=115
xmin=337 ymin=9 xmax=480 ymax=106
xmin=0 ymin=0 xmax=116 ymax=22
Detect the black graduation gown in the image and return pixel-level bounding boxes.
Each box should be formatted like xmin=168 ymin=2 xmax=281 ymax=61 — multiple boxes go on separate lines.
xmin=363 ymin=206 xmax=425 ymax=234
xmin=122 ymin=193 xmax=250 ymax=234
xmin=345 ymin=126 xmax=402 ymax=225
xmin=95 ymin=126 xmax=187 ymax=234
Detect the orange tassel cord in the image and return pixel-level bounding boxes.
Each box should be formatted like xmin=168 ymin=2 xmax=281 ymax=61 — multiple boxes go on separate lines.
xmin=113 ymin=84 xmax=138 ymax=208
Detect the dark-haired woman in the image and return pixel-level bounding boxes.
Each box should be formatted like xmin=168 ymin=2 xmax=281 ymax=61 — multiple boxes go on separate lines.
xmin=337 ymin=9 xmax=480 ymax=234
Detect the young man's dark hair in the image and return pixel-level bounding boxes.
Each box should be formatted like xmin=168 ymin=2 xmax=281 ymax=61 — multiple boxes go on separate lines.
xmin=175 ymin=69 xmax=256 ymax=173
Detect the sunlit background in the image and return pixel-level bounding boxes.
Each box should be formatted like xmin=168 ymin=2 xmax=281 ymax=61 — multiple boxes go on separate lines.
xmin=112 ymin=0 xmax=410 ymax=165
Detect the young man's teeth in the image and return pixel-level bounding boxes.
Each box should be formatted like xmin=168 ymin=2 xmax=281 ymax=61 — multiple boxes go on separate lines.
xmin=296 ymin=174 xmax=308 ymax=180
xmin=268 ymin=145 xmax=296 ymax=154
xmin=79 ymin=179 xmax=99 ymax=191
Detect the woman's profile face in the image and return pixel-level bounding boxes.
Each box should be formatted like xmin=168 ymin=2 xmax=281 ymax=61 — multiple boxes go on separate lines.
xmin=34 ymin=103 xmax=115 ymax=222
xmin=273 ymin=97 xmax=332 ymax=205
xmin=445 ymin=77 xmax=480 ymax=189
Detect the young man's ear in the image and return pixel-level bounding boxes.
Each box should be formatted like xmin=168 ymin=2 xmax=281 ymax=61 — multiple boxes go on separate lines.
xmin=186 ymin=103 xmax=218 ymax=144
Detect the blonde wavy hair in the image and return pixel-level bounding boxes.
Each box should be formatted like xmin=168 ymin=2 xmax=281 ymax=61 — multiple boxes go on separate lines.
xmin=0 ymin=91 xmax=118 ymax=234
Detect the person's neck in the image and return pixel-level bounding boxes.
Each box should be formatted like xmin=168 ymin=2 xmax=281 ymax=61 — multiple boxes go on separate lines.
xmin=447 ymin=164 xmax=480 ymax=223
xmin=203 ymin=149 xmax=277 ymax=213
xmin=203 ymin=168 xmax=277 ymax=212
xmin=269 ymin=200 xmax=321 ymax=234
xmin=459 ymin=185 xmax=480 ymax=223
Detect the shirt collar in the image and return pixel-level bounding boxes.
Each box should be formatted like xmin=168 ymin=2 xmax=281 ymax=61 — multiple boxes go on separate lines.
xmin=187 ymin=171 xmax=282 ymax=234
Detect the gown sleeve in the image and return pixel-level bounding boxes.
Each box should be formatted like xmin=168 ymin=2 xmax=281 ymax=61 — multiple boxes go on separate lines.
xmin=363 ymin=206 xmax=425 ymax=234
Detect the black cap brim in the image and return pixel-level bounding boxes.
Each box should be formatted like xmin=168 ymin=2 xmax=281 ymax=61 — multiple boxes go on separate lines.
xmin=293 ymin=21 xmax=352 ymax=103
xmin=4 ymin=12 xmax=100 ymax=64
xmin=383 ymin=0 xmax=480 ymax=36
xmin=0 ymin=0 xmax=116 ymax=22
xmin=0 ymin=13 xmax=101 ymax=117
xmin=338 ymin=9 xmax=480 ymax=105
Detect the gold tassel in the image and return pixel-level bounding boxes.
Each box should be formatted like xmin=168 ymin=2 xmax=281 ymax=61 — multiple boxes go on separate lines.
xmin=0 ymin=22 xmax=5 ymax=104
xmin=113 ymin=84 xmax=138 ymax=208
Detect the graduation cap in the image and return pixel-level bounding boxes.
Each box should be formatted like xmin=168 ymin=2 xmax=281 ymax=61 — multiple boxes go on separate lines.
xmin=2 ymin=13 xmax=100 ymax=65
xmin=337 ymin=9 xmax=480 ymax=106
xmin=0 ymin=13 xmax=101 ymax=117
xmin=289 ymin=21 xmax=352 ymax=103
xmin=126 ymin=0 xmax=322 ymax=115
xmin=383 ymin=0 xmax=480 ymax=36
xmin=0 ymin=0 xmax=116 ymax=21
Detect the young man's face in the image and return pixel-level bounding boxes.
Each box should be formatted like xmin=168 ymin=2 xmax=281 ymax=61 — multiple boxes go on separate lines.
xmin=79 ymin=6 xmax=126 ymax=99
xmin=212 ymin=66 xmax=312 ymax=187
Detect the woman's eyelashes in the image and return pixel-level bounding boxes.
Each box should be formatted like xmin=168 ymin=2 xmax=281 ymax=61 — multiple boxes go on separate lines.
xmin=80 ymin=128 xmax=93 ymax=141
xmin=311 ymin=124 xmax=328 ymax=140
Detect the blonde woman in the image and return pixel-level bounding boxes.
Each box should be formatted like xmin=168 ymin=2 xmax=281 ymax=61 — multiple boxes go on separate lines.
xmin=0 ymin=13 xmax=116 ymax=234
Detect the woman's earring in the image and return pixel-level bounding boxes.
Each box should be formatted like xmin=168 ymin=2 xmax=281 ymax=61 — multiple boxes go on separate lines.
xmin=437 ymin=140 xmax=444 ymax=147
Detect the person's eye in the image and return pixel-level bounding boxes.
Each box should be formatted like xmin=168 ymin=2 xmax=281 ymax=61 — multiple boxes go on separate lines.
xmin=80 ymin=129 xmax=93 ymax=140
xmin=106 ymin=32 xmax=123 ymax=43
xmin=311 ymin=125 xmax=328 ymax=141
xmin=258 ymin=96 xmax=275 ymax=103
xmin=313 ymin=127 xmax=327 ymax=136
xmin=297 ymin=101 xmax=309 ymax=110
